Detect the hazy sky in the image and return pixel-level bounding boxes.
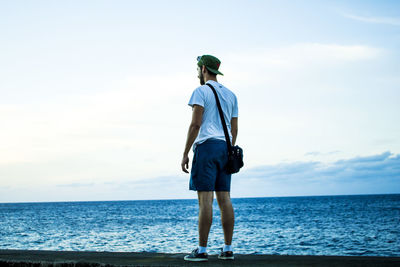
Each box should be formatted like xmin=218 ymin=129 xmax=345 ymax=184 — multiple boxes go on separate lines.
xmin=1 ymin=0 xmax=399 ymax=202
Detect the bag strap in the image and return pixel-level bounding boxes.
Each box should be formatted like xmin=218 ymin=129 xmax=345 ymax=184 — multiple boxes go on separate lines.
xmin=206 ymin=83 xmax=232 ymax=152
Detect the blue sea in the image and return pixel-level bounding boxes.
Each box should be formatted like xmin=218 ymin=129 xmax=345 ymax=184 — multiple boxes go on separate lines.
xmin=0 ymin=194 xmax=399 ymax=256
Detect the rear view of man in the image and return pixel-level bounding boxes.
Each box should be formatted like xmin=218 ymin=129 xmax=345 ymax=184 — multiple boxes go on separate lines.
xmin=181 ymin=55 xmax=238 ymax=262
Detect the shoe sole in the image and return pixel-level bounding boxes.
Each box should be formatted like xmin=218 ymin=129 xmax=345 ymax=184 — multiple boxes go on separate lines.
xmin=218 ymin=256 xmax=234 ymax=260
xmin=184 ymin=256 xmax=208 ymax=262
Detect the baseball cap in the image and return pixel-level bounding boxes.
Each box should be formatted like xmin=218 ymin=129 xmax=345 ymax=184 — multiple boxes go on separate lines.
xmin=197 ymin=55 xmax=224 ymax=75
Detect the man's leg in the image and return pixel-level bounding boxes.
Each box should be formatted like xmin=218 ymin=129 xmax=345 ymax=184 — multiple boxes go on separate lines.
xmin=216 ymin=191 xmax=234 ymax=246
xmin=197 ymin=191 xmax=214 ymax=247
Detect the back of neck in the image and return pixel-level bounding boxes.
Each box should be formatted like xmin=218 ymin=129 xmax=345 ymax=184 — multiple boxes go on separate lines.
xmin=205 ymin=77 xmax=218 ymax=83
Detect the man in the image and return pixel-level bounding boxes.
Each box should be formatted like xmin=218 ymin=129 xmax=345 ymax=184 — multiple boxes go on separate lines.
xmin=181 ymin=55 xmax=238 ymax=262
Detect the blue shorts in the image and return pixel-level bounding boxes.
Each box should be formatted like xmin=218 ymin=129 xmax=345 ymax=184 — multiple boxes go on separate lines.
xmin=190 ymin=139 xmax=232 ymax=192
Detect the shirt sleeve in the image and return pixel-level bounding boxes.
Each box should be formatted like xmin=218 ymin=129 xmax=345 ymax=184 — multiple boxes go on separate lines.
xmin=188 ymin=87 xmax=205 ymax=108
xmin=232 ymin=95 xmax=239 ymax=117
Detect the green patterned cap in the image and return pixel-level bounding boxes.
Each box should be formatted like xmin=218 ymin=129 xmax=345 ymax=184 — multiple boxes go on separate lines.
xmin=197 ymin=55 xmax=223 ymax=75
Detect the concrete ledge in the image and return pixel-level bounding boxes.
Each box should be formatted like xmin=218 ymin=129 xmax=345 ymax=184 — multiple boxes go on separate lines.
xmin=0 ymin=249 xmax=399 ymax=267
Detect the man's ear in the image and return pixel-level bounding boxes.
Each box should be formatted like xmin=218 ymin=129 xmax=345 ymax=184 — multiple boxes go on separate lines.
xmin=202 ymin=65 xmax=207 ymax=73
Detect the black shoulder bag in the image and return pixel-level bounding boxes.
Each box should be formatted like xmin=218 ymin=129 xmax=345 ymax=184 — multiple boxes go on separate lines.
xmin=206 ymin=83 xmax=244 ymax=174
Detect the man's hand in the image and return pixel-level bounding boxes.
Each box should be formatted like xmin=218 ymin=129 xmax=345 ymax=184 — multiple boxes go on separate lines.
xmin=181 ymin=154 xmax=190 ymax=173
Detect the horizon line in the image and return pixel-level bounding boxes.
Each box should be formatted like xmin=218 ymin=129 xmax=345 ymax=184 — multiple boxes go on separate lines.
xmin=1 ymin=192 xmax=398 ymax=204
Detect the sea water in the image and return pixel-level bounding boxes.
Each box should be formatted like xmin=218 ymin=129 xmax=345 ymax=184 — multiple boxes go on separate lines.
xmin=0 ymin=194 xmax=399 ymax=256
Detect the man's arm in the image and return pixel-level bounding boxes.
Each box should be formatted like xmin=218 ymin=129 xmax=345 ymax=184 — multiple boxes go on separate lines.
xmin=231 ymin=117 xmax=238 ymax=146
xmin=181 ymin=105 xmax=204 ymax=173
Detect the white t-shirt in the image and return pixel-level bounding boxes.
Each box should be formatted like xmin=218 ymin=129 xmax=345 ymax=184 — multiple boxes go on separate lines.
xmin=188 ymin=80 xmax=238 ymax=151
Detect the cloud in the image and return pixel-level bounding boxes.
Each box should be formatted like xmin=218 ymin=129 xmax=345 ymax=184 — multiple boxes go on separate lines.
xmin=228 ymin=151 xmax=400 ymax=197
xmin=239 ymin=151 xmax=400 ymax=183
xmin=304 ymin=151 xmax=341 ymax=157
xmin=226 ymin=43 xmax=381 ymax=70
xmin=222 ymin=42 xmax=382 ymax=88
xmin=0 ymin=71 xmax=195 ymax=186
xmin=104 ymin=151 xmax=400 ymax=199
xmin=1 ymin=151 xmax=399 ymax=202
xmin=98 ymin=150 xmax=400 ymax=196
xmin=57 ymin=182 xmax=94 ymax=188
xmin=342 ymin=13 xmax=400 ymax=26
xmin=286 ymin=43 xmax=380 ymax=62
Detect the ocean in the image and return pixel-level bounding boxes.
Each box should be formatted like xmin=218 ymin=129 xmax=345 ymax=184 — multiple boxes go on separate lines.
xmin=0 ymin=194 xmax=399 ymax=256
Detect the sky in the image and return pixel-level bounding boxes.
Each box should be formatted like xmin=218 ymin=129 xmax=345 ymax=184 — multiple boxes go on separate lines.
xmin=0 ymin=0 xmax=399 ymax=202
